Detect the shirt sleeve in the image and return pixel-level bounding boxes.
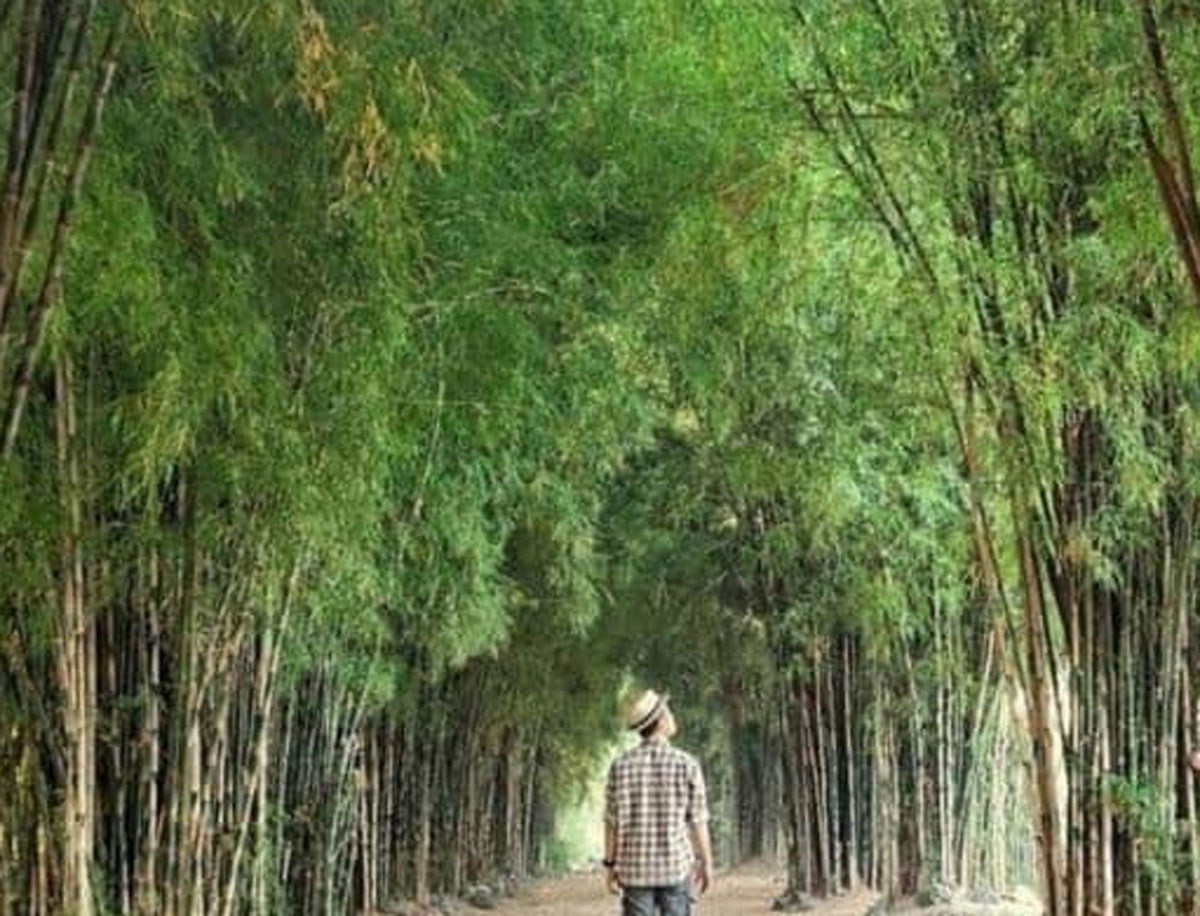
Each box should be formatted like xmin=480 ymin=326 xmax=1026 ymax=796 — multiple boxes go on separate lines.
xmin=686 ymin=758 xmax=709 ymax=825
xmin=604 ymin=763 xmax=618 ymax=828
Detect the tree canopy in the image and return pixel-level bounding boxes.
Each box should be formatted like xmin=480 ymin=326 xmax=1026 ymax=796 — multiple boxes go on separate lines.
xmin=3 ymin=3 xmax=1200 ymax=915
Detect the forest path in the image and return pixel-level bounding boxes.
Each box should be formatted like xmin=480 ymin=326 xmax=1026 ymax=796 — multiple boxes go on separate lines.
xmin=494 ymin=863 xmax=878 ymax=915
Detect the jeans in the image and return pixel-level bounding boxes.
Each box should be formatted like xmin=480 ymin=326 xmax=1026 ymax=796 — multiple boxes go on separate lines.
xmin=622 ymin=882 xmax=692 ymax=916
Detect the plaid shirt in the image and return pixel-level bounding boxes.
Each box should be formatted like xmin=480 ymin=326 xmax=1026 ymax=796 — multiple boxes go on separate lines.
xmin=604 ymin=740 xmax=709 ymax=887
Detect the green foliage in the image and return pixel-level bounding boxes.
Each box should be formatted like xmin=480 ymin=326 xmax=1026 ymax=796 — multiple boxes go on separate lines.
xmin=1 ymin=0 xmax=809 ymax=792
xmin=12 ymin=0 xmax=1200 ymax=905
xmin=1107 ymin=776 xmax=1184 ymax=909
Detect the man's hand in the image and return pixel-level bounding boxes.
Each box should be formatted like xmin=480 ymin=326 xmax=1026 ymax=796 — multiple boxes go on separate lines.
xmin=605 ymin=866 xmax=622 ymax=896
xmin=1190 ymin=748 xmax=1200 ymax=773
xmin=693 ymin=858 xmax=713 ymax=895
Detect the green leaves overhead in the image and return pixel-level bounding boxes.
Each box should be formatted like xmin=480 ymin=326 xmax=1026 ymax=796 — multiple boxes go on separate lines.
xmin=11 ymin=2 xmax=1200 ymax=905
xmin=0 ymin=0 xmax=808 ymax=737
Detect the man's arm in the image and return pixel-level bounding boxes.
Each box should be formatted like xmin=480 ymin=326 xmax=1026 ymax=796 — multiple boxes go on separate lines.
xmin=687 ymin=759 xmax=714 ymax=893
xmin=689 ymin=819 xmax=714 ymax=893
xmin=603 ymin=767 xmax=621 ymax=895
xmin=605 ymin=822 xmax=621 ymax=893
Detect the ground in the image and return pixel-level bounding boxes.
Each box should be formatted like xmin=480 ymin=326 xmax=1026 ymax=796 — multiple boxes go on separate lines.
xmin=494 ymin=863 xmax=879 ymax=915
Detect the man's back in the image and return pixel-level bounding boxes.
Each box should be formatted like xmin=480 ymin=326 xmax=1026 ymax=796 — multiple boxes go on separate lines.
xmin=605 ymin=741 xmax=708 ymax=888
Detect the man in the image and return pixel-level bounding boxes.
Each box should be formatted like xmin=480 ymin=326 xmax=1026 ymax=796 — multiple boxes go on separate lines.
xmin=603 ymin=689 xmax=714 ymax=916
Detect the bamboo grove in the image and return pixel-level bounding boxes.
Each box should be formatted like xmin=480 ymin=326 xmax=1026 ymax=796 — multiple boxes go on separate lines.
xmin=3 ymin=3 xmax=1200 ymax=916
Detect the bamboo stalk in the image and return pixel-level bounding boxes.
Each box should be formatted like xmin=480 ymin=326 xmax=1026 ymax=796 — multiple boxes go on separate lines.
xmin=218 ymin=563 xmax=298 ymax=916
xmin=1 ymin=9 xmax=121 ymax=459
xmin=0 ymin=0 xmax=44 ymax=286
xmin=0 ymin=0 xmax=94 ymax=390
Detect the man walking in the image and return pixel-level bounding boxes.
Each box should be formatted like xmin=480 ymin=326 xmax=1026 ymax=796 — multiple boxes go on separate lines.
xmin=603 ymin=690 xmax=714 ymax=915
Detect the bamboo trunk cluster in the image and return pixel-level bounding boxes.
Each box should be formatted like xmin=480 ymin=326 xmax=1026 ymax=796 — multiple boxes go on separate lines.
xmin=1 ymin=524 xmax=554 ymax=915
xmin=791 ymin=5 xmax=1200 ymax=913
xmin=0 ymin=7 xmax=555 ymax=910
xmin=768 ymin=630 xmax=1032 ymax=904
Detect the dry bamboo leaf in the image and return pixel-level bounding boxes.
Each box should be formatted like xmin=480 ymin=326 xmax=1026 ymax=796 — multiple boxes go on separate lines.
xmin=297 ymin=1 xmax=337 ymax=118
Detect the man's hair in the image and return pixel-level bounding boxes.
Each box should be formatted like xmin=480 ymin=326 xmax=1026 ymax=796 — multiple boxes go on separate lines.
xmin=638 ymin=713 xmax=663 ymax=740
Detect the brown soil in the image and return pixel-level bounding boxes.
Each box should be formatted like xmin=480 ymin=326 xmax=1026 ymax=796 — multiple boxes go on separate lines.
xmin=889 ymin=905 xmax=1040 ymax=916
xmin=493 ymin=863 xmax=879 ymax=915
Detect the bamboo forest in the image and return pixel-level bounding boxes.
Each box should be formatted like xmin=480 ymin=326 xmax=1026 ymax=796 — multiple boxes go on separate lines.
xmin=7 ymin=2 xmax=1200 ymax=916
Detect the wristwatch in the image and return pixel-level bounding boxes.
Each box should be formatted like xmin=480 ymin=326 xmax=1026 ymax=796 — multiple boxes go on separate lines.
xmin=602 ymin=858 xmax=616 ymax=869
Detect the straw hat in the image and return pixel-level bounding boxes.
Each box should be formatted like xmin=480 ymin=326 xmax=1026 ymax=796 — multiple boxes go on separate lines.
xmin=623 ymin=689 xmax=669 ymax=732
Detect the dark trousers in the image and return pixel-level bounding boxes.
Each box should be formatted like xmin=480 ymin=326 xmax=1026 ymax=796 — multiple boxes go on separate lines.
xmin=621 ymin=882 xmax=692 ymax=916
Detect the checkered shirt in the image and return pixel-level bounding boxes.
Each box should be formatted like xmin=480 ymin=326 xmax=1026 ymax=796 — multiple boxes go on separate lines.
xmin=604 ymin=740 xmax=709 ymax=888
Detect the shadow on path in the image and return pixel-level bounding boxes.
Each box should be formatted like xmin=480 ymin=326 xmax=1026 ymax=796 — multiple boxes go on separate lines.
xmin=495 ymin=864 xmax=879 ymax=916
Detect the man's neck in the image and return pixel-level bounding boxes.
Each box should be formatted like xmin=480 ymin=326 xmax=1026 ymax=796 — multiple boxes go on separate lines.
xmin=643 ymin=733 xmax=670 ymax=745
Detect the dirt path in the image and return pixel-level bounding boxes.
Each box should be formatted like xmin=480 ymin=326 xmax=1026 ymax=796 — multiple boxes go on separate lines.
xmin=493 ymin=865 xmax=878 ymax=916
